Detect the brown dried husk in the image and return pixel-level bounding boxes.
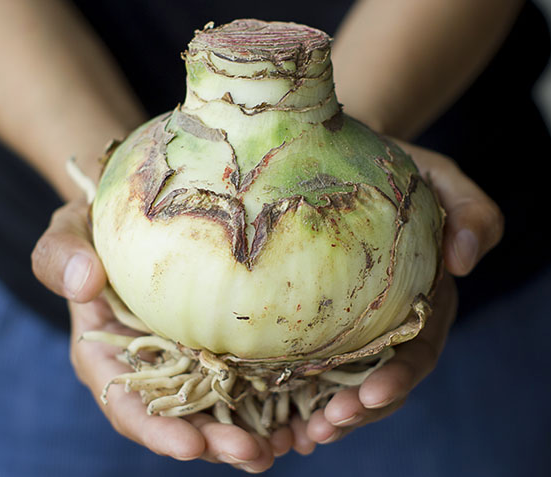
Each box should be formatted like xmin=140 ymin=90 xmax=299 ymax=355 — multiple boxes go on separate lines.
xmin=81 ymin=19 xmax=445 ymax=435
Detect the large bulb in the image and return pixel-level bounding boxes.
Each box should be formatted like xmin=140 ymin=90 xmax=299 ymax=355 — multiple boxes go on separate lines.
xmin=87 ymin=19 xmax=444 ymax=431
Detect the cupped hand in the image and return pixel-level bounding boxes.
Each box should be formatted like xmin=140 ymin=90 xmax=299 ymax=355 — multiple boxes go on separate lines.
xmin=31 ymin=141 xmax=505 ymax=461
xmin=31 ymin=199 xmax=292 ymax=473
xmin=294 ymin=143 xmax=504 ymax=451
xmin=301 ymin=272 xmax=456 ymax=447
xmin=406 ymin=141 xmax=504 ymax=277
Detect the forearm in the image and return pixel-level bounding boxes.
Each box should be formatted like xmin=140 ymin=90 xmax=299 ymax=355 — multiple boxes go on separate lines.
xmin=0 ymin=0 xmax=147 ymax=200
xmin=332 ymin=0 xmax=525 ymax=139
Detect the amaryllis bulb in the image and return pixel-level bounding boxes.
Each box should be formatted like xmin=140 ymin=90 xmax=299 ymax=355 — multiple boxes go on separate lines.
xmin=92 ymin=19 xmax=443 ymax=365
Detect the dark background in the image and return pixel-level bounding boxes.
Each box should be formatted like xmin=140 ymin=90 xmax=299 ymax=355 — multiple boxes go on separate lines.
xmin=1 ymin=0 xmax=550 ymax=331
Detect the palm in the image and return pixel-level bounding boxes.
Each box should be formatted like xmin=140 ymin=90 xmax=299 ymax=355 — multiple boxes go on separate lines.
xmin=68 ymin=297 xmax=289 ymax=471
xmin=304 ymin=273 xmax=457 ymax=444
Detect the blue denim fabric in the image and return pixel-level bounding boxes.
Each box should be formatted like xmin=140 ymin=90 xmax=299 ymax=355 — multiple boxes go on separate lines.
xmin=1 ymin=268 xmax=550 ymax=477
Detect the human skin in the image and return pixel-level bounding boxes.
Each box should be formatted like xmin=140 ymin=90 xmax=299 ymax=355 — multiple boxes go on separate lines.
xmin=0 ymin=0 xmax=510 ymax=472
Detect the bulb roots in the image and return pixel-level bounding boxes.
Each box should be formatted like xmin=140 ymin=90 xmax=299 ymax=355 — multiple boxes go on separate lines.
xmin=83 ymin=330 xmax=397 ymax=433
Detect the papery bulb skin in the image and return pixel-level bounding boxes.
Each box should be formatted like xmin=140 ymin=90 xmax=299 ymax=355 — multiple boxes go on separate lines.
xmin=92 ymin=19 xmax=444 ymax=362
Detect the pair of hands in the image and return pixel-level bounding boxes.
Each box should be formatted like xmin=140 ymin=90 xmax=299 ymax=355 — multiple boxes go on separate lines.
xmin=31 ymin=142 xmax=503 ymax=473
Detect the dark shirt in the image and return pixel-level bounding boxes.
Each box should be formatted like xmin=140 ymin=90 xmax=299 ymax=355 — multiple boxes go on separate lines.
xmin=0 ymin=1 xmax=549 ymax=331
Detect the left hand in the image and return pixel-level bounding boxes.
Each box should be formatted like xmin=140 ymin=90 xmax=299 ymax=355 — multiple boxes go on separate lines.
xmin=32 ymin=199 xmax=293 ymax=473
xmin=289 ymin=142 xmax=504 ymax=453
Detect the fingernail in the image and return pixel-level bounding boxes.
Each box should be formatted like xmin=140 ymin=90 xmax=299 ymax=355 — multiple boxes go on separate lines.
xmin=63 ymin=253 xmax=92 ymax=299
xmin=236 ymin=464 xmax=259 ymax=473
xmin=333 ymin=414 xmax=362 ymax=426
xmin=174 ymin=455 xmax=198 ymax=462
xmin=216 ymin=454 xmax=251 ymax=465
xmin=363 ymin=397 xmax=394 ymax=409
xmin=454 ymin=229 xmax=478 ymax=273
xmin=319 ymin=429 xmax=342 ymax=444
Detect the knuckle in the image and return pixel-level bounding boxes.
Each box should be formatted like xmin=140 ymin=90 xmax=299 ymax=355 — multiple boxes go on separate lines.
xmin=69 ymin=346 xmax=77 ymax=369
xmin=110 ymin=413 xmax=124 ymax=435
xmin=30 ymin=235 xmax=51 ymax=279
xmin=142 ymin=429 xmax=163 ymax=455
xmin=416 ymin=337 xmax=440 ymax=375
xmin=51 ymin=206 xmax=66 ymax=223
xmin=68 ymin=341 xmax=88 ymax=385
xmin=50 ymin=201 xmax=89 ymax=237
xmin=395 ymin=356 xmax=419 ymax=384
xmin=31 ymin=231 xmax=69 ymax=290
xmin=455 ymin=197 xmax=505 ymax=249
xmin=483 ymin=201 xmax=505 ymax=247
xmin=439 ymin=154 xmax=461 ymax=172
xmin=50 ymin=205 xmax=75 ymax=230
xmin=30 ymin=239 xmax=44 ymax=268
xmin=469 ymin=199 xmax=505 ymax=249
xmin=68 ymin=347 xmax=81 ymax=378
xmin=108 ymin=407 xmax=130 ymax=438
xmin=432 ymin=153 xmax=462 ymax=179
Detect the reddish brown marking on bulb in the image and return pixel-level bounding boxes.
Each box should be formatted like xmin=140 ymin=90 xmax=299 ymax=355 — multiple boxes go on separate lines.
xmin=375 ymin=157 xmax=403 ymax=204
xmin=397 ymin=174 xmax=419 ymax=225
xmin=318 ymin=298 xmax=333 ymax=312
xmin=238 ymin=142 xmax=286 ymax=194
xmin=222 ymin=165 xmax=233 ymax=180
xmin=316 ymin=190 xmax=357 ymax=211
xmin=248 ymin=195 xmax=303 ymax=265
xmin=189 ymin=19 xmax=330 ymax=68
xmin=99 ymin=139 xmax=122 ymax=175
xmin=150 ymin=188 xmax=249 ymax=264
xmin=362 ymin=243 xmax=374 ymax=272
xmin=130 ymin=151 xmax=174 ymax=213
xmin=322 ymin=111 xmax=344 ymax=132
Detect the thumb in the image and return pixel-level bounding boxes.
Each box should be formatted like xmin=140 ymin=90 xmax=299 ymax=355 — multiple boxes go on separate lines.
xmin=32 ymin=199 xmax=106 ymax=302
xmin=424 ymin=155 xmax=504 ymax=276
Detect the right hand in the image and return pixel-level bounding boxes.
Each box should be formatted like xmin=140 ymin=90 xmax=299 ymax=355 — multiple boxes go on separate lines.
xmin=292 ymin=142 xmax=504 ymax=448
xmin=31 ymin=199 xmax=294 ymax=472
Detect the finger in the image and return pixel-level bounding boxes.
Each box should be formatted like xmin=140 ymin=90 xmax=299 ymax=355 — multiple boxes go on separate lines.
xmin=185 ymin=413 xmax=263 ymax=466
xmin=322 ymin=387 xmax=365 ymax=428
xmin=438 ymin=170 xmax=504 ymax=276
xmin=31 ymin=200 xmax=106 ymax=302
xmin=186 ymin=413 xmax=276 ymax=473
xmin=319 ymin=274 xmax=455 ymax=427
xmin=322 ymin=388 xmax=405 ymax=430
xmin=269 ymin=426 xmax=294 ymax=457
xmin=308 ymin=398 xmax=406 ymax=444
xmin=357 ymin=341 xmax=433 ymax=409
xmin=356 ymin=274 xmax=456 ymax=410
xmin=408 ymin=144 xmax=504 ymax=276
xmin=70 ymin=300 xmax=205 ymax=460
xmin=307 ymin=409 xmax=343 ymax=444
xmin=71 ymin=300 xmax=274 ymax=470
xmin=70 ymin=296 xmax=128 ymax=334
xmin=103 ymin=378 xmax=206 ymax=460
xmin=241 ymin=433 xmax=275 ymax=474
xmin=68 ymin=299 xmax=135 ymax=379
xmin=289 ymin=415 xmax=316 ymax=455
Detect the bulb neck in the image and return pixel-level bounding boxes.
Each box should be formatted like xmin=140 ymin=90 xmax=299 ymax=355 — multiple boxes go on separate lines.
xmin=183 ymin=19 xmax=338 ymax=117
